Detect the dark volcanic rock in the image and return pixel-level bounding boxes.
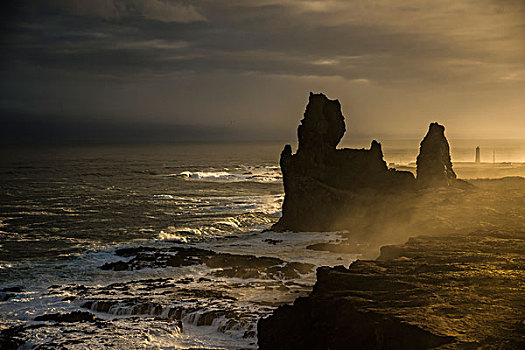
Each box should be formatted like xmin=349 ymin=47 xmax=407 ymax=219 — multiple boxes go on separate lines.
xmin=416 ymin=122 xmax=456 ymax=186
xmin=0 ymin=286 xmax=23 ymax=301
xmin=258 ymin=296 xmax=453 ymax=350
xmin=0 ymin=325 xmax=26 ymax=350
xmin=271 ymin=94 xmax=472 ymax=232
xmin=82 ymin=300 xmax=116 ymax=313
xmin=258 ymin=231 xmax=525 ymax=349
xmin=0 ymin=324 xmax=46 ymax=350
xmin=1 ymin=293 xmax=16 ymax=302
xmin=297 ymin=92 xmax=345 ymax=152
xmin=99 ymin=245 xmax=314 ymax=280
xmin=1 ymin=286 xmax=23 ymax=293
xmin=273 ymin=93 xmax=415 ymax=232
xmin=100 ymin=261 xmax=129 ymax=271
xmin=35 ymin=311 xmax=96 ymax=323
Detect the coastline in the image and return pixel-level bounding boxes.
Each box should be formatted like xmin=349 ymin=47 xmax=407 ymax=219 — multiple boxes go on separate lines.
xmin=258 ymin=226 xmax=525 ymax=349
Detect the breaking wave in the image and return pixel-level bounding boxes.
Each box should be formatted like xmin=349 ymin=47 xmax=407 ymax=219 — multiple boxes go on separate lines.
xmin=152 ymin=194 xmax=283 ymax=217
xmin=169 ymin=166 xmax=282 ymax=183
xmin=155 ymin=212 xmax=278 ymax=243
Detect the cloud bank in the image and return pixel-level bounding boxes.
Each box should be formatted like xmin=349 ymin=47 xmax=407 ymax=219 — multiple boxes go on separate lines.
xmin=1 ymin=0 xmax=524 ymax=141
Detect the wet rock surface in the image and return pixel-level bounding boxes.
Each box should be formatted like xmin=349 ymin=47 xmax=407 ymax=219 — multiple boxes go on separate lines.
xmin=35 ymin=311 xmax=96 ymax=323
xmin=0 ymin=324 xmax=42 ymax=350
xmin=99 ymin=245 xmax=314 ymax=280
xmin=258 ymin=231 xmax=525 ymax=349
xmin=0 ymin=286 xmax=22 ymax=302
xmin=0 ymin=326 xmax=24 ymax=350
xmin=0 ymin=240 xmax=326 ymax=348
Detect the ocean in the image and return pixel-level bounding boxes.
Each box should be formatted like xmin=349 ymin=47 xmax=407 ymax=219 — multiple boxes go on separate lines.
xmin=1 ymin=140 xmax=524 ymax=348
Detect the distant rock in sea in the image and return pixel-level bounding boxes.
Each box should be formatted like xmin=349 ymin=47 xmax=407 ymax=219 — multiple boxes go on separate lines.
xmin=416 ymin=122 xmax=457 ymax=187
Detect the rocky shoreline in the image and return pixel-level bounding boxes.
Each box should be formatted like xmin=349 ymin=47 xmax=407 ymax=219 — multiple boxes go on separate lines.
xmin=258 ymin=93 xmax=525 ymax=349
xmin=0 ymin=232 xmax=347 ymax=349
xmin=258 ymin=230 xmax=525 ymax=349
xmin=2 ymin=93 xmax=524 ymax=349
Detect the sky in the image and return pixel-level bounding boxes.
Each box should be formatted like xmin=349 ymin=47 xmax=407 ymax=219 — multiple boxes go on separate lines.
xmin=1 ymin=0 xmax=524 ymax=142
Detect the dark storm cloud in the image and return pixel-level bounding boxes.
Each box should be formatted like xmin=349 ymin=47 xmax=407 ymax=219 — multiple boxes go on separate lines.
xmin=1 ymin=0 xmax=524 ymax=142
xmin=3 ymin=0 xmax=524 ymax=83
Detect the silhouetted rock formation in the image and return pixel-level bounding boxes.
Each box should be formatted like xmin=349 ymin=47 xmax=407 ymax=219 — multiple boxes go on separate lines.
xmin=272 ymin=94 xmax=469 ymax=232
xmin=34 ymin=311 xmax=96 ymax=323
xmin=273 ymin=93 xmax=415 ymax=232
xmin=258 ymin=231 xmax=525 ymax=349
xmin=416 ymin=122 xmax=456 ymax=186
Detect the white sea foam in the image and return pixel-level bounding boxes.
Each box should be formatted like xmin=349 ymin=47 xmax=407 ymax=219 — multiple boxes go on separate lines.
xmin=0 ymin=226 xmax=357 ymax=350
xmin=156 ymin=194 xmax=283 ymax=215
xmin=157 ymin=232 xmax=190 ymax=243
xmin=151 ymin=193 xmax=284 ymax=246
xmin=153 ymin=194 xmax=176 ymax=199
xmin=179 ymin=170 xmax=232 ymax=180
xmin=198 ymin=230 xmax=354 ymax=268
xmin=170 ymin=165 xmax=282 ymax=184
xmin=156 ymin=227 xmax=207 ymax=242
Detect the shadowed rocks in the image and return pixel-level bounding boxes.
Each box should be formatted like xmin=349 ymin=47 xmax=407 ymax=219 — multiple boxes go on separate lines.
xmin=258 ymin=94 xmax=525 ymax=348
xmin=0 ymin=325 xmax=44 ymax=350
xmin=258 ymin=296 xmax=453 ymax=350
xmin=273 ymin=93 xmax=416 ymax=232
xmin=0 ymin=286 xmax=23 ymax=302
xmin=34 ymin=311 xmax=96 ymax=323
xmin=272 ymin=93 xmax=469 ymax=233
xmin=417 ymin=122 xmax=456 ymax=187
xmin=258 ymin=231 xmax=525 ymax=349
xmin=99 ymin=246 xmax=314 ymax=280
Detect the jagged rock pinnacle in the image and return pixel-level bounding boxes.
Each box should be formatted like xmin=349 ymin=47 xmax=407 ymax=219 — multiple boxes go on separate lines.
xmin=297 ymin=92 xmax=345 ymax=153
xmin=416 ymin=122 xmax=456 ymax=186
xmin=273 ymin=93 xmax=415 ymax=232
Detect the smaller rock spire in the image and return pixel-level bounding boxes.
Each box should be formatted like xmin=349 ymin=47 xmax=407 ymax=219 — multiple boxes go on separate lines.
xmin=416 ymin=122 xmax=456 ymax=186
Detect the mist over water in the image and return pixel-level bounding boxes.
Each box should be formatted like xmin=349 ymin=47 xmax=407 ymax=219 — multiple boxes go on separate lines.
xmin=1 ymin=142 xmax=354 ymax=348
xmin=2 ymin=0 xmax=524 ymax=346
xmin=1 ymin=140 xmax=524 ymax=348
xmin=0 ymin=142 xmax=283 ymax=262
xmin=341 ymin=138 xmax=525 ymax=164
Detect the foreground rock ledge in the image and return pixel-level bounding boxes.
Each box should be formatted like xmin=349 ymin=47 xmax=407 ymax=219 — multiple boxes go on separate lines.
xmin=257 ymin=231 xmax=525 ymax=349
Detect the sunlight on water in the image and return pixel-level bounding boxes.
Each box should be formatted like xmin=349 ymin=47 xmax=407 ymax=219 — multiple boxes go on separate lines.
xmin=1 ymin=141 xmax=524 ymax=348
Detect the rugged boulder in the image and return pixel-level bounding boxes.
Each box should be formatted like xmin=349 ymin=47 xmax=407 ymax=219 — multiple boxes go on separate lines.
xmin=99 ymin=245 xmax=313 ymax=280
xmin=258 ymin=231 xmax=525 ymax=349
xmin=416 ymin=122 xmax=456 ymax=186
xmin=272 ymin=93 xmax=415 ymax=232
xmin=34 ymin=311 xmax=96 ymax=323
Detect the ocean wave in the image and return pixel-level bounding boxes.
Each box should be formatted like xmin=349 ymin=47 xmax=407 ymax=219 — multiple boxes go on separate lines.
xmin=153 ymin=194 xmax=283 ymax=217
xmin=0 ymin=226 xmax=356 ymax=350
xmin=157 ymin=231 xmax=190 ymax=243
xmin=155 ymin=211 xmax=279 ymax=243
xmin=168 ymin=165 xmax=282 ymax=183
xmin=153 ymin=194 xmax=176 ymax=199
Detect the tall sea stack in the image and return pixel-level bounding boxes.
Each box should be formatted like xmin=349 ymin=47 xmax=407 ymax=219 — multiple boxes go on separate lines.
xmin=272 ymin=93 xmax=415 ymax=232
xmin=416 ymin=122 xmax=456 ymax=187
